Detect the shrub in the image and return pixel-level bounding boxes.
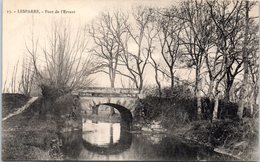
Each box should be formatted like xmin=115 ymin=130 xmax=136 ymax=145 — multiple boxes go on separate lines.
xmin=135 ymin=86 xmax=240 ymax=127
xmin=133 ymin=95 xmax=197 ymax=127
xmin=143 ymin=84 xmax=194 ymax=99
xmin=201 ymin=98 xmax=239 ymax=120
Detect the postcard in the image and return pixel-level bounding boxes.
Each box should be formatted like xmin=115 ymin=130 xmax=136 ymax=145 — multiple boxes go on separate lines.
xmin=2 ymin=0 xmax=259 ymax=161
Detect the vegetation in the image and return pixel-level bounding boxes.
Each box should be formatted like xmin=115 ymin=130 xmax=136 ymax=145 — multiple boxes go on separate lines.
xmin=133 ymin=85 xmax=258 ymax=160
xmin=2 ymin=0 xmax=259 ymax=161
xmin=2 ymin=93 xmax=30 ymax=118
xmin=134 ymin=86 xmax=240 ymax=126
xmin=2 ymin=91 xmax=82 ymax=160
xmin=4 ymin=1 xmax=258 ymax=120
xmin=179 ymin=119 xmax=259 ymax=160
xmin=26 ymin=22 xmax=98 ymax=93
xmin=2 ymin=94 xmax=58 ymax=160
xmin=87 ymin=0 xmax=258 ymax=121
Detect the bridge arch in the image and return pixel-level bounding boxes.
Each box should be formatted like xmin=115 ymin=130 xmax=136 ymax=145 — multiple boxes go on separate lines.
xmin=95 ymin=103 xmax=133 ymax=124
xmin=81 ymin=103 xmax=133 ymax=155
xmin=76 ymin=87 xmax=143 ymax=119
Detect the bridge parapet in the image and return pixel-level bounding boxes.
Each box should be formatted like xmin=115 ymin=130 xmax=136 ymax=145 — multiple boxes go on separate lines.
xmin=76 ymin=87 xmax=145 ymax=116
xmin=75 ymin=87 xmax=141 ymax=98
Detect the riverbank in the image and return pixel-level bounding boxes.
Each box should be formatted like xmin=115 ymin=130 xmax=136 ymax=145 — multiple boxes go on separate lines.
xmin=2 ymin=93 xmax=30 ymax=118
xmin=134 ymin=118 xmax=259 ymax=161
xmin=2 ymin=93 xmax=81 ymax=160
xmin=2 ymin=93 xmax=258 ymax=161
xmin=133 ymin=94 xmax=259 ymax=161
xmin=175 ymin=119 xmax=258 ymax=160
xmin=2 ymin=96 xmax=59 ymax=160
xmin=2 ymin=113 xmax=59 ymax=160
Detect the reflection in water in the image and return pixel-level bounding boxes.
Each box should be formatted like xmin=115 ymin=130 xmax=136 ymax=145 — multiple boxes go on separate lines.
xmin=82 ymin=120 xmax=121 ymax=147
xmin=56 ymin=118 xmax=235 ymax=161
xmin=82 ymin=118 xmax=133 ymax=155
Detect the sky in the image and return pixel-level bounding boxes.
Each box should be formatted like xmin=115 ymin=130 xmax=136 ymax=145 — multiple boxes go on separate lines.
xmin=3 ymin=0 xmax=178 ymax=91
xmin=2 ymin=0 xmax=259 ymax=91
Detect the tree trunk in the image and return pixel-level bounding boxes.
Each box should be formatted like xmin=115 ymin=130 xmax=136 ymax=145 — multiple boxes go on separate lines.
xmin=252 ymin=87 xmax=258 ymax=116
xmin=238 ymin=81 xmax=248 ymax=119
xmin=195 ymin=68 xmax=202 ymax=120
xmin=208 ymin=79 xmax=216 ymax=98
xmin=138 ymin=76 xmax=143 ymax=93
xmin=170 ymin=70 xmax=174 ymax=90
xmin=208 ymin=82 xmax=213 ymax=98
xmin=154 ymin=68 xmax=162 ymax=97
xmin=209 ymin=79 xmax=218 ymax=121
xmin=238 ymin=1 xmax=249 ymax=119
xmin=212 ymin=92 xmax=219 ymax=121
xmin=224 ymin=80 xmax=232 ymax=101
xmin=250 ymin=100 xmax=254 ymax=117
xmin=157 ymin=82 xmax=162 ymax=98
xmin=110 ymin=76 xmax=115 ymax=88
xmin=110 ymin=72 xmax=115 ymax=116
xmin=110 ymin=68 xmax=116 ymax=88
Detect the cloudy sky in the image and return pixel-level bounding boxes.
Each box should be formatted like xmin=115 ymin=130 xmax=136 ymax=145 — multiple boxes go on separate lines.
xmin=3 ymin=0 xmax=259 ymax=91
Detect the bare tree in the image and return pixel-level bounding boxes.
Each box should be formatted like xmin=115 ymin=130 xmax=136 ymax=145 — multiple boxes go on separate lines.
xmin=206 ymin=0 xmax=258 ymax=119
xmin=156 ymin=7 xmax=184 ymax=90
xmin=248 ymin=44 xmax=259 ymax=116
xmin=89 ymin=11 xmax=128 ymax=88
xmin=19 ymin=57 xmax=35 ymax=97
xmin=207 ymin=0 xmax=245 ymax=101
xmin=3 ymin=66 xmax=9 ymax=93
xmin=26 ymin=20 xmax=95 ymax=93
xmin=238 ymin=1 xmax=257 ymax=119
xmin=3 ymin=61 xmax=19 ymax=93
xmin=179 ymin=0 xmax=214 ymax=119
xmin=149 ymin=53 xmax=162 ymax=97
xmin=118 ymin=7 xmax=156 ymax=93
xmin=9 ymin=60 xmax=20 ymax=93
xmin=147 ymin=10 xmax=163 ymax=96
xmin=204 ymin=46 xmax=226 ymax=120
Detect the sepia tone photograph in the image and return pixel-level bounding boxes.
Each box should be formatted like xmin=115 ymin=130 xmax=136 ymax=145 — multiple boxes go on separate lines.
xmin=2 ymin=0 xmax=259 ymax=161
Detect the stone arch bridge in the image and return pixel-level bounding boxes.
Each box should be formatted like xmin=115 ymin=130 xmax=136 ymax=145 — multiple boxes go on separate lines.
xmin=73 ymin=87 xmax=144 ymax=120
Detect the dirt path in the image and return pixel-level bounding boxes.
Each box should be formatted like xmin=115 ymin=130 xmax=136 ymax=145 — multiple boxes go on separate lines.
xmin=2 ymin=97 xmax=38 ymax=121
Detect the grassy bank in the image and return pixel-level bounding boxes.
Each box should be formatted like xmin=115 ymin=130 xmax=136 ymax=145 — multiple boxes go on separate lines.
xmin=2 ymin=93 xmax=30 ymax=118
xmin=133 ymin=95 xmax=259 ymax=161
xmin=170 ymin=119 xmax=259 ymax=160
xmin=2 ymin=105 xmax=58 ymax=160
xmin=2 ymin=92 xmax=81 ymax=160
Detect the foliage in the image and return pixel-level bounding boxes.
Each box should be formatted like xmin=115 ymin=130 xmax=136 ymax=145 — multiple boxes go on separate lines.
xmin=134 ymin=86 xmax=197 ymax=127
xmin=182 ymin=118 xmax=258 ymax=160
xmin=201 ymin=98 xmax=239 ymax=120
xmin=135 ymin=85 xmax=242 ymax=128
xmin=143 ymin=84 xmax=195 ymax=99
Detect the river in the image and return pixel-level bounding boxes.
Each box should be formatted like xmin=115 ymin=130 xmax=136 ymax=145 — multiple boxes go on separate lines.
xmin=55 ymin=116 xmax=235 ymax=161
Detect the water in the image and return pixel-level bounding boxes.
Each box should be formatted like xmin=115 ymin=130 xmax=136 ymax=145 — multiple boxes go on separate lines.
xmin=82 ymin=120 xmax=121 ymax=147
xmin=56 ymin=118 xmax=235 ymax=161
